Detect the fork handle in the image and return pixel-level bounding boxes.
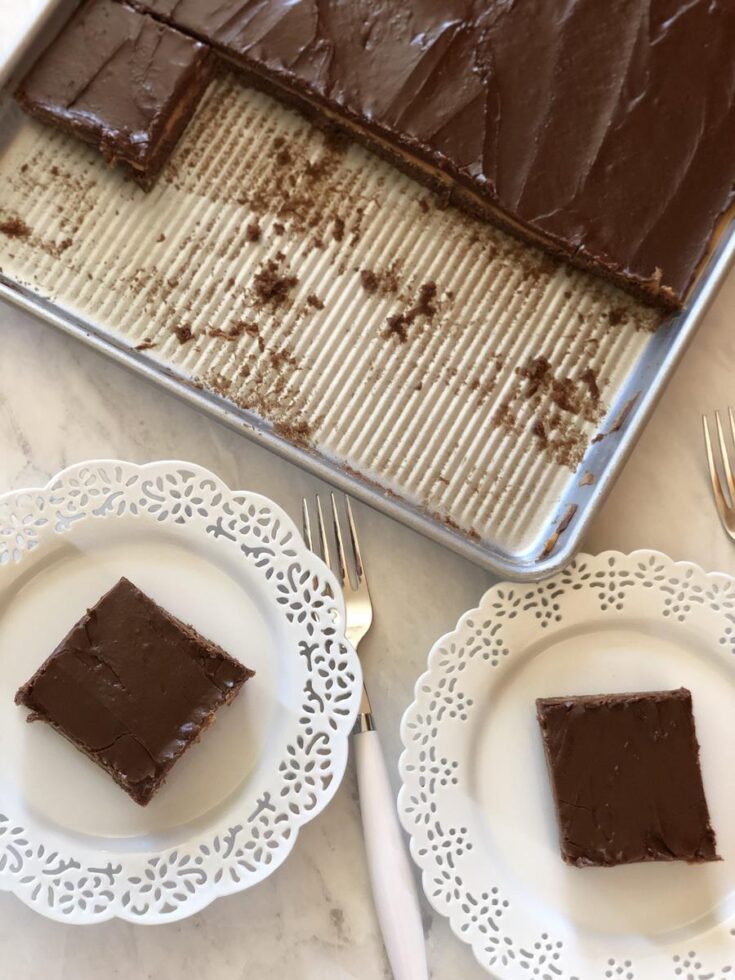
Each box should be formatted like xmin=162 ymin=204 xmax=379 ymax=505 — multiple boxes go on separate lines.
xmin=354 ymin=726 xmax=428 ymax=980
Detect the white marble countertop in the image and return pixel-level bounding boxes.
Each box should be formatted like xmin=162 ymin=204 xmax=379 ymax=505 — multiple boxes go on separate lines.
xmin=0 ymin=265 xmax=733 ymax=979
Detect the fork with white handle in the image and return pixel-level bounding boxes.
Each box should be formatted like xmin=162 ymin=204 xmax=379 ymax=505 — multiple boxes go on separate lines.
xmin=703 ymin=408 xmax=735 ymax=540
xmin=302 ymin=494 xmax=428 ymax=980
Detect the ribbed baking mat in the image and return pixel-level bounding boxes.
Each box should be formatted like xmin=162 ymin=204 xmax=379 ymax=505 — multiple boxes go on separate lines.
xmin=0 ymin=70 xmax=663 ymax=573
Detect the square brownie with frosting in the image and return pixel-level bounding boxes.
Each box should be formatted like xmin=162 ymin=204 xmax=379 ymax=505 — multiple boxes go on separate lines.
xmin=536 ymin=688 xmax=718 ymax=867
xmin=15 ymin=577 xmax=254 ymax=805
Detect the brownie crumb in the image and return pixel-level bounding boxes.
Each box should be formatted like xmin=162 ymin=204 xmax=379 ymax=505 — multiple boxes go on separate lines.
xmin=382 ymin=264 xmax=401 ymax=293
xmin=20 ymin=163 xmax=28 ymax=174
xmin=0 ymin=216 xmax=31 ymax=239
xmin=383 ymin=281 xmax=438 ymax=342
xmin=519 ymin=356 xmax=551 ymax=397
xmin=241 ymin=321 xmax=265 ymax=351
xmin=273 ymin=222 xmax=285 ymax=235
xmin=493 ymin=400 xmax=515 ymax=428
xmin=333 ymin=216 xmax=345 ymax=242
xmin=608 ymin=306 xmax=626 ymax=326
xmin=579 ymin=367 xmax=600 ymax=403
xmin=135 ymin=338 xmax=156 ymax=350
xmin=412 ymin=281 xmax=437 ymax=318
xmin=209 ymin=323 xmax=244 ymax=340
xmin=385 ymin=313 xmax=408 ymax=343
xmin=418 ymin=198 xmax=430 ymax=213
xmin=273 ymin=418 xmax=312 ymax=446
xmin=269 ymin=348 xmax=297 ymax=371
xmin=246 ymin=222 xmax=261 ymax=243
xmin=360 ymin=269 xmax=379 ymax=293
xmin=253 ymin=260 xmax=298 ymax=305
xmin=173 ymin=325 xmax=193 ymax=344
xmin=275 ymin=147 xmax=291 ymax=167
xmin=531 ymin=419 xmax=547 ymax=445
xmin=307 ymin=293 xmax=325 ymax=309
xmin=550 ymin=377 xmax=578 ymax=414
xmin=156 ymin=233 xmax=166 ymax=243
xmin=50 ymin=165 xmax=60 ymax=177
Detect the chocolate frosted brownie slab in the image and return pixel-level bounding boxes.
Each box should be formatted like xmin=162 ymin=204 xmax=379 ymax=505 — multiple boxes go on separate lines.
xmin=125 ymin=0 xmax=735 ymax=306
xmin=536 ymin=688 xmax=718 ymax=867
xmin=15 ymin=577 xmax=254 ymax=805
xmin=16 ymin=0 xmax=213 ymax=188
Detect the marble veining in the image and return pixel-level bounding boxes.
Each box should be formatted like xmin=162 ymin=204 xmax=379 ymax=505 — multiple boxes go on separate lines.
xmin=0 ymin=260 xmax=733 ymax=978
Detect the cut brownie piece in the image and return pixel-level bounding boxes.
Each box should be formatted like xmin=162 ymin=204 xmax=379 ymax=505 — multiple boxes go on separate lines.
xmin=15 ymin=0 xmax=213 ymax=188
xmin=15 ymin=577 xmax=254 ymax=805
xmin=536 ymin=688 xmax=718 ymax=867
xmin=125 ymin=0 xmax=735 ymax=307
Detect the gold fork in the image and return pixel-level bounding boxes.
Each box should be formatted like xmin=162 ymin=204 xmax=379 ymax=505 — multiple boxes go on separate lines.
xmin=703 ymin=408 xmax=735 ymax=540
xmin=302 ymin=493 xmax=428 ymax=980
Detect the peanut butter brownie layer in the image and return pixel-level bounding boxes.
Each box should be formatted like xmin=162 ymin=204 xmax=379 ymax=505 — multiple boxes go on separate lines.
xmin=16 ymin=0 xmax=213 ymax=188
xmin=124 ymin=0 xmax=735 ymax=307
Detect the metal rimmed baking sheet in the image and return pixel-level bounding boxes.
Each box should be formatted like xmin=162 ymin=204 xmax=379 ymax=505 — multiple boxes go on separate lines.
xmin=0 ymin=71 xmax=733 ymax=580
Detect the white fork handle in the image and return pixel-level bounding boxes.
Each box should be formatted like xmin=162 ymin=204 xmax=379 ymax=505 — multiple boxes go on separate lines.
xmin=354 ymin=728 xmax=428 ymax=980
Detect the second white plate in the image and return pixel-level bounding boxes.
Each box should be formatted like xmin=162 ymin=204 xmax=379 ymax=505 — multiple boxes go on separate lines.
xmin=399 ymin=550 xmax=735 ymax=979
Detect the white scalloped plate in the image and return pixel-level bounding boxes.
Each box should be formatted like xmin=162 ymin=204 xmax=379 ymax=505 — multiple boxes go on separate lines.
xmin=399 ymin=551 xmax=735 ymax=980
xmin=0 ymin=460 xmax=361 ymax=923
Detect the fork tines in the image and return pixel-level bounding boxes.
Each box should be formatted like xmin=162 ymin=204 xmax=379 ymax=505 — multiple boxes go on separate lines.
xmin=703 ymin=408 xmax=735 ymax=533
xmin=302 ymin=493 xmax=367 ymax=594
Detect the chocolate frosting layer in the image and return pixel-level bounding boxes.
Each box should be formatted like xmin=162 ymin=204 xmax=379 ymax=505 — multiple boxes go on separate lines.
xmin=537 ymin=688 xmax=718 ymax=867
xmin=15 ymin=577 xmax=254 ymax=805
xmin=130 ymin=0 xmax=735 ymax=304
xmin=17 ymin=0 xmax=211 ymax=172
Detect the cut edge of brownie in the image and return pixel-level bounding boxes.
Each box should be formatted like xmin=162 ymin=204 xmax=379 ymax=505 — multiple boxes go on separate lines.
xmin=229 ymin=61 xmax=684 ymax=312
xmin=536 ymin=688 xmax=720 ymax=868
xmin=14 ymin=2 xmax=214 ymax=190
xmin=122 ymin=3 xmax=687 ymax=310
xmin=15 ymin=577 xmax=254 ymax=806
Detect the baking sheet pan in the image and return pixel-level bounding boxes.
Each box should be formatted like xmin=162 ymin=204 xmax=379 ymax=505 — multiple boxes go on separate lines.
xmin=0 ymin=72 xmax=733 ymax=580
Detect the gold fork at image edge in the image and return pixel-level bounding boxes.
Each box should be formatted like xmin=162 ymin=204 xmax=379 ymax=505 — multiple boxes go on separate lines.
xmin=302 ymin=495 xmax=428 ymax=980
xmin=703 ymin=408 xmax=735 ymax=540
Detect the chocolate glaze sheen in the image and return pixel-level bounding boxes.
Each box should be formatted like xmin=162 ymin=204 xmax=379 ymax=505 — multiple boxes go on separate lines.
xmin=15 ymin=577 xmax=254 ymax=805
xmin=537 ymin=688 xmax=719 ymax=867
xmin=17 ymin=0 xmax=212 ymax=177
xmin=130 ymin=0 xmax=735 ymax=305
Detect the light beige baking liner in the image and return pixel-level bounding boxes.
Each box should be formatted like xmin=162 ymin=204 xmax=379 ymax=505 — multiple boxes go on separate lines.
xmin=0 ymin=71 xmax=660 ymax=559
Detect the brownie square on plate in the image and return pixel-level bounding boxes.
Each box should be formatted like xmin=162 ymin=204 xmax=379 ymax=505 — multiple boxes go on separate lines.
xmin=536 ymin=688 xmax=718 ymax=867
xmin=15 ymin=0 xmax=213 ymax=187
xmin=15 ymin=577 xmax=254 ymax=805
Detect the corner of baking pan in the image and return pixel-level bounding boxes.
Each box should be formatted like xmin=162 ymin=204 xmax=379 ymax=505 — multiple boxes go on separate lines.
xmin=515 ymin=217 xmax=735 ymax=583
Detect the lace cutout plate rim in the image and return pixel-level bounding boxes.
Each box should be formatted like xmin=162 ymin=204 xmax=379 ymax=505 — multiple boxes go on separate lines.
xmin=0 ymin=459 xmax=362 ymax=924
xmin=399 ymin=550 xmax=735 ymax=979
